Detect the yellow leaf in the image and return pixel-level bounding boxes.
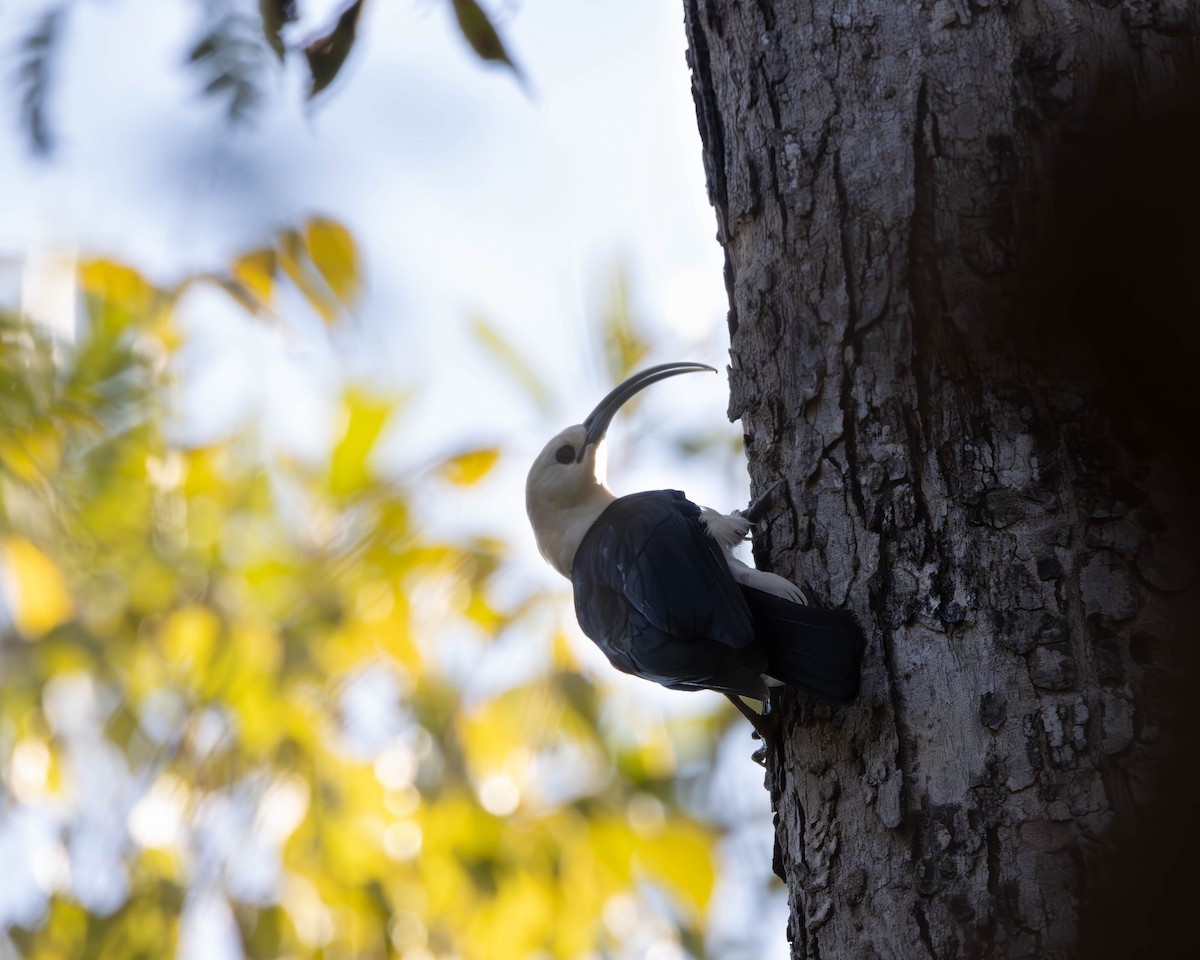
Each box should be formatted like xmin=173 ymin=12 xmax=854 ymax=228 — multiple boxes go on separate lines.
xmin=305 ymin=217 xmax=361 ymax=307
xmin=125 ymin=645 xmax=167 ymax=700
xmin=79 ymin=258 xmax=154 ymax=306
xmin=465 ymin=590 xmax=504 ymax=632
xmin=231 ymin=620 xmax=282 ymax=676
xmin=78 ymin=259 xmax=157 ymax=334
xmin=162 ymin=605 xmax=220 ymax=675
xmin=470 ymin=316 xmax=554 ymax=414
xmin=2 ymin=537 xmax=73 ymax=637
xmin=278 ymin=228 xmax=339 ymax=326
xmin=635 ymin=820 xmax=716 ymax=915
xmin=181 ymin=446 xmax=229 ymax=496
xmin=329 ymin=389 xmax=393 ymax=496
xmin=466 ymin=868 xmax=554 ymax=960
xmin=440 ymin=448 xmax=499 ymax=486
xmin=550 ymin=630 xmax=578 ymax=671
xmin=0 ymin=425 xmax=62 ymax=481
xmin=601 ymin=265 xmax=650 ymax=381
xmin=459 ymin=690 xmax=530 ymax=772
xmin=231 ymin=676 xmax=283 ymax=754
xmin=231 ymin=248 xmax=277 ymax=307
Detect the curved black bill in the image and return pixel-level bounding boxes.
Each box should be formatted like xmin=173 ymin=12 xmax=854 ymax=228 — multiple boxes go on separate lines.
xmin=580 ymin=361 xmax=717 ymax=458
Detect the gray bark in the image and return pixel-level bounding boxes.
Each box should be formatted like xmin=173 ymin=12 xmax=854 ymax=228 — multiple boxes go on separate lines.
xmin=682 ymin=1 xmax=1200 ymax=957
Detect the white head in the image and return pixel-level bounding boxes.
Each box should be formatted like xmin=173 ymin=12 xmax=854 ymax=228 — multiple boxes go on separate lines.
xmin=525 ymin=362 xmax=716 ymax=577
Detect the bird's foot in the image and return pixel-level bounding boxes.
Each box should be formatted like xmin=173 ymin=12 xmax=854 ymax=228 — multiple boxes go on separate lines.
xmin=750 ymin=731 xmax=768 ymax=766
xmin=725 ymin=694 xmax=777 ymax=766
xmin=739 ymin=480 xmax=785 ymax=524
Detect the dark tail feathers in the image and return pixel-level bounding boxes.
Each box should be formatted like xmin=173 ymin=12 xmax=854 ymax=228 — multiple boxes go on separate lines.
xmin=742 ymin=587 xmax=865 ymax=705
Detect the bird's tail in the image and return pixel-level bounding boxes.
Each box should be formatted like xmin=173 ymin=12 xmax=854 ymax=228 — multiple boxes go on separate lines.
xmin=742 ymin=587 xmax=865 ymax=705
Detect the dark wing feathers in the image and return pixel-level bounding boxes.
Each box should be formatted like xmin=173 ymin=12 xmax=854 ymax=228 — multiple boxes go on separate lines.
xmin=572 ymin=491 xmax=769 ymax=697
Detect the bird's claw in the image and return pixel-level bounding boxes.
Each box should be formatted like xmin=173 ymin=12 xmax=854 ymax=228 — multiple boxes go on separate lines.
xmin=749 ymin=715 xmax=776 ymax=766
xmin=740 ymin=480 xmax=785 ymax=524
xmin=725 ymin=693 xmax=777 ymax=764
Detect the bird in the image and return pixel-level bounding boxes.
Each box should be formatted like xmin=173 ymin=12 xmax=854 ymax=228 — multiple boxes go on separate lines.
xmin=525 ymin=361 xmax=864 ymax=741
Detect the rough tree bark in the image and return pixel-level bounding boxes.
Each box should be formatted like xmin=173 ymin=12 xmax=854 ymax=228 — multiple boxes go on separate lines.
xmin=682 ymin=2 xmax=1200 ymax=957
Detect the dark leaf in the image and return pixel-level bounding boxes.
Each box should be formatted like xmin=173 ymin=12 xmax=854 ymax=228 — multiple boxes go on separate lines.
xmin=450 ymin=0 xmax=523 ymax=81
xmin=188 ymin=37 xmax=217 ymax=62
xmin=187 ymin=14 xmax=267 ymax=124
xmin=259 ymin=0 xmax=299 ymax=62
xmin=304 ymin=0 xmax=365 ymax=98
xmin=205 ymin=75 xmax=236 ymax=95
xmin=17 ymin=7 xmax=64 ymax=155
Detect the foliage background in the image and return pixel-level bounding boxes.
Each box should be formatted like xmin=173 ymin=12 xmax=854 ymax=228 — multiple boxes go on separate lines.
xmin=0 ymin=2 xmax=784 ymax=957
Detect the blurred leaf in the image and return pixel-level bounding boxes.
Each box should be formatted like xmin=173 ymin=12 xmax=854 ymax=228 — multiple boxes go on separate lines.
xmin=0 ymin=424 xmax=62 ymax=482
xmin=470 ymin=316 xmax=554 ymax=414
xmin=674 ymin=428 xmax=744 ymax=460
xmin=188 ymin=14 xmax=267 ymax=124
xmin=305 ymin=217 xmax=361 ymax=308
xmin=636 ymin=821 xmax=716 ymax=914
xmin=79 ymin=258 xmax=157 ymax=335
xmin=259 ymin=0 xmax=298 ymax=61
xmin=305 ymin=0 xmax=365 ymax=98
xmin=18 ymin=0 xmax=529 ymax=150
xmin=329 ymin=389 xmax=393 ymax=496
xmin=223 ymin=223 xmax=359 ymax=325
xmin=16 ymin=7 xmax=62 ymax=154
xmin=450 ymin=0 xmax=523 ymax=82
xmin=550 ymin=630 xmax=579 ymax=670
xmin=231 ymin=248 xmax=278 ymax=309
xmin=2 ymin=536 xmax=74 ymax=637
xmin=439 ymin=448 xmax=499 ymax=486
xmin=277 ymin=228 xmax=339 ymax=325
xmin=0 ymin=225 xmax=732 ymax=960
xmin=601 ymin=266 xmax=650 ymax=382
xmin=162 ymin=604 xmax=220 ymax=678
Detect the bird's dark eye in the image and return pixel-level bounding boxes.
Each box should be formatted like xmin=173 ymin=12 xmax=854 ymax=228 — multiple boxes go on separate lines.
xmin=555 ymin=444 xmax=575 ymax=464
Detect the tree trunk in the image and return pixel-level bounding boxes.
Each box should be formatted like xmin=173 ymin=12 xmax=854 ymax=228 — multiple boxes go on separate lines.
xmin=682 ymin=2 xmax=1200 ymax=957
